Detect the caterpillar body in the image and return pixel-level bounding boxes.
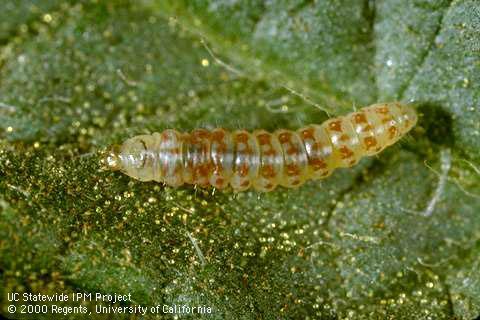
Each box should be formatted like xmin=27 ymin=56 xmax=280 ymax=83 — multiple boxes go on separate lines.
xmin=105 ymin=102 xmax=417 ymax=192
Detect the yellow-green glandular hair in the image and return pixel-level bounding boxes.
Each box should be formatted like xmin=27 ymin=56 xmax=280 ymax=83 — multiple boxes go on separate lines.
xmin=106 ymin=102 xmax=417 ymax=192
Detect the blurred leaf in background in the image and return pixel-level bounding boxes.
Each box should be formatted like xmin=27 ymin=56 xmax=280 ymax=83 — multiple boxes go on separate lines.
xmin=1 ymin=0 xmax=479 ymax=319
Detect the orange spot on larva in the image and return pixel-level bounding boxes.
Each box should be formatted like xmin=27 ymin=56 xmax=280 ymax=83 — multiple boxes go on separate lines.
xmin=287 ymin=146 xmax=299 ymax=155
xmin=382 ymin=117 xmax=393 ymax=124
xmin=328 ymin=120 xmax=342 ymax=132
xmin=264 ymin=183 xmax=274 ymax=189
xmin=354 ymin=113 xmax=367 ymax=124
xmin=240 ymin=180 xmax=250 ymax=187
xmin=211 ymin=130 xmax=225 ymax=141
xmin=310 ymin=157 xmax=327 ymax=170
xmin=364 ymin=137 xmax=377 ymax=150
xmin=196 ymin=164 xmax=211 ymax=178
xmin=257 ymin=133 xmax=271 ymax=145
xmin=238 ymin=163 xmax=249 ymax=177
xmin=363 ymin=124 xmax=373 ymax=132
xmin=236 ymin=133 xmax=249 ymax=143
xmin=212 ymin=163 xmax=223 ymax=173
xmin=261 ymin=165 xmax=276 ymax=178
xmin=339 ymin=146 xmax=354 ymax=159
xmin=300 ymin=128 xmax=315 ymax=139
xmin=191 ymin=129 xmax=209 ymax=143
xmin=192 ymin=168 xmax=209 ymax=185
xmin=285 ymin=164 xmax=300 ymax=176
xmin=216 ymin=178 xmax=225 ymax=186
xmin=375 ymin=107 xmax=389 ymax=114
xmin=388 ymin=126 xmax=398 ymax=139
xmin=278 ymin=132 xmax=292 ymax=143
xmin=311 ymin=142 xmax=323 ymax=152
xmin=340 ymin=134 xmax=350 ymax=142
xmin=215 ymin=143 xmax=227 ymax=153
xmin=263 ymin=147 xmax=276 ymax=156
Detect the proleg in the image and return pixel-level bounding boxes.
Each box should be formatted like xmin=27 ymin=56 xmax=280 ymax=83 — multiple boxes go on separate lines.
xmin=105 ymin=102 xmax=417 ymax=191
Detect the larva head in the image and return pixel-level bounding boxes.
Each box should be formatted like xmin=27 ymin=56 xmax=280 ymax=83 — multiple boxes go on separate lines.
xmin=105 ymin=135 xmax=155 ymax=181
xmin=105 ymin=144 xmax=122 ymax=171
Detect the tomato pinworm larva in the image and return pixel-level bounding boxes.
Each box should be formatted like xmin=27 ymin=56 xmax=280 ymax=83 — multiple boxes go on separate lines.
xmin=105 ymin=102 xmax=417 ymax=191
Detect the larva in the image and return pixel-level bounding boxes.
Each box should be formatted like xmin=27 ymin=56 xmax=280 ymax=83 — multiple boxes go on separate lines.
xmin=105 ymin=102 xmax=417 ymax=192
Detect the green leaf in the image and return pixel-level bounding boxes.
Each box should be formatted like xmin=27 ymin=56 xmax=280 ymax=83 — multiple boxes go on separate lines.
xmin=447 ymin=247 xmax=480 ymax=319
xmin=1 ymin=1 xmax=479 ymax=319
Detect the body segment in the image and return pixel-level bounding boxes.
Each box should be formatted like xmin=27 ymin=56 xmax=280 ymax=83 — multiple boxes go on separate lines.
xmin=106 ymin=102 xmax=417 ymax=191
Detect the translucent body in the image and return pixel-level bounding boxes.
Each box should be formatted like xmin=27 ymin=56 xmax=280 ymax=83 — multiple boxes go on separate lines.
xmin=106 ymin=103 xmax=417 ymax=191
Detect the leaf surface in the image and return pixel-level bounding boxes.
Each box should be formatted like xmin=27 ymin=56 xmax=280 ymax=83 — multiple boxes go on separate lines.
xmin=1 ymin=1 xmax=479 ymax=319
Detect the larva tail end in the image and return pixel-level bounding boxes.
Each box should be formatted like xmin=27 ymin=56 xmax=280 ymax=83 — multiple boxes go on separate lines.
xmin=103 ymin=144 xmax=122 ymax=171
